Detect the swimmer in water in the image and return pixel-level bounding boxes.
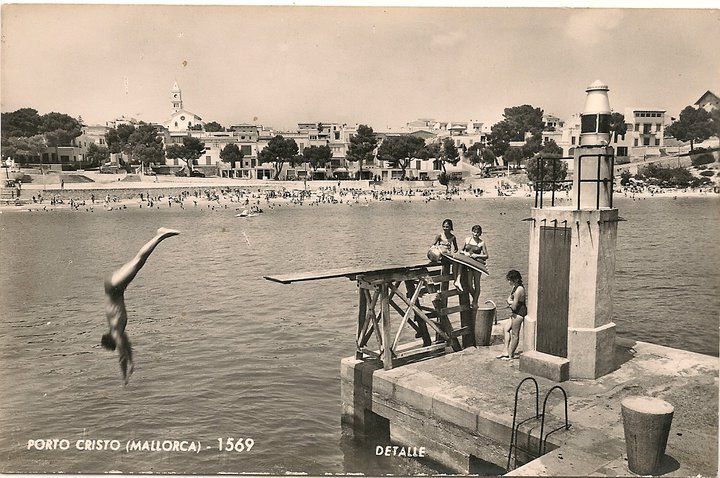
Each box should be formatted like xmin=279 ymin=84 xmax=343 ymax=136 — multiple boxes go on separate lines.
xmin=102 ymin=228 xmax=180 ymax=385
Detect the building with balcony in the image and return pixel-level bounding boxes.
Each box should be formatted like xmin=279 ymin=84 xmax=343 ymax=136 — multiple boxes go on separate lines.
xmin=557 ymin=108 xmax=667 ymax=159
xmin=426 ymin=120 xmax=488 ymax=151
xmin=74 ymin=124 xmax=111 ymax=149
xmin=543 ymin=114 xmax=565 ymax=131
xmin=619 ymin=107 xmax=666 ymax=157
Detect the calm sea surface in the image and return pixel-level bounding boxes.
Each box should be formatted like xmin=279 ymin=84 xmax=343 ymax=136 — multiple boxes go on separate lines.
xmin=0 ymin=196 xmax=718 ymax=474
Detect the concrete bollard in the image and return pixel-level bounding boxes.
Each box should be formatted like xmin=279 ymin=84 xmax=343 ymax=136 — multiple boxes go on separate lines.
xmin=621 ymin=396 xmax=674 ymax=475
xmin=474 ymin=301 xmax=496 ymax=346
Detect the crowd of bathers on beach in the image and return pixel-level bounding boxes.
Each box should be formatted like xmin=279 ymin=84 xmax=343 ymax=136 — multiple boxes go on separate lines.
xmin=15 ymin=185 xmax=511 ymax=213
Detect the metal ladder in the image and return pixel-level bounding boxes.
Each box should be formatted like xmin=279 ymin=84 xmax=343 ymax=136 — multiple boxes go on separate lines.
xmin=506 ymin=378 xmax=571 ymax=471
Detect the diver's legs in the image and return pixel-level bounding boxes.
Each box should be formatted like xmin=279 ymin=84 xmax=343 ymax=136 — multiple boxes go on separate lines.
xmin=109 ymin=228 xmax=180 ymax=290
xmin=118 ymin=334 xmax=134 ymax=385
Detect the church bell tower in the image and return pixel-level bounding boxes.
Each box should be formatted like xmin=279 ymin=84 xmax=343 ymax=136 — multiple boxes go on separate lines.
xmin=171 ymin=81 xmax=183 ymax=114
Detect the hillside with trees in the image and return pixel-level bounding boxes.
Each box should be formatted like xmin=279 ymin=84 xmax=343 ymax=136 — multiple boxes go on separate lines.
xmin=1 ymin=108 xmax=82 ymax=164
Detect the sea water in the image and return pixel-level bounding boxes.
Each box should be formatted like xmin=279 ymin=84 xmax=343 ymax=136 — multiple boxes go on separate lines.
xmin=0 ymin=196 xmax=717 ymax=474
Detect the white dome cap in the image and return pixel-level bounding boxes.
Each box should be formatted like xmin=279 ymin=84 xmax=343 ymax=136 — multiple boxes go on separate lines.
xmin=583 ymin=80 xmax=611 ymax=115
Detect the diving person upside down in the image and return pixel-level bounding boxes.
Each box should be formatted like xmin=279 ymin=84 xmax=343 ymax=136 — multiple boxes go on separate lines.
xmin=101 ymin=228 xmax=180 ymax=385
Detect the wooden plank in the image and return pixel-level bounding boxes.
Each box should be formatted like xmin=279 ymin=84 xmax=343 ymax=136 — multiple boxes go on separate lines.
xmin=395 ymin=343 xmax=446 ymax=359
xmin=392 ymin=279 xmax=424 ymax=350
xmin=458 ymin=287 xmax=475 ymax=348
xmin=440 ymin=304 xmax=471 ymax=316
xmin=387 ymin=280 xmax=402 ymax=303
xmin=264 ymin=262 xmax=433 ymax=284
xmin=407 ymin=279 xmax=431 ymax=346
xmin=436 ymin=289 xmax=460 ymax=299
xmin=356 ymin=287 xmax=367 ymax=345
xmin=359 ymin=288 xmax=379 ymax=348
xmin=358 ymin=280 xmax=377 ymax=290
xmin=390 ymin=286 xmax=448 ymax=339
xmin=427 ymin=274 xmax=453 ymax=284
xmin=388 ymin=298 xmax=406 ymax=318
xmin=435 ymin=263 xmax=462 ymax=352
xmin=450 ymin=326 xmax=472 ymax=338
xmin=358 ymin=289 xmax=380 ymax=344
xmin=368 ymin=293 xmax=384 ymax=355
xmin=360 ymin=269 xmax=430 ymax=285
xmin=381 ymin=283 xmax=393 ymax=370
xmin=359 ymin=322 xmax=375 ymax=348
xmin=360 ymin=347 xmax=381 ymax=359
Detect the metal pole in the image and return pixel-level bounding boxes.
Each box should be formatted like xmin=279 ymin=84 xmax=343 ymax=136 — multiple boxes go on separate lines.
xmin=576 ymin=156 xmax=582 ymax=210
xmin=539 ymin=156 xmax=544 ymax=209
xmin=610 ymin=153 xmax=615 ymax=209
xmin=596 ymin=154 xmax=601 ymax=210
xmin=550 ymin=158 xmax=557 ymax=207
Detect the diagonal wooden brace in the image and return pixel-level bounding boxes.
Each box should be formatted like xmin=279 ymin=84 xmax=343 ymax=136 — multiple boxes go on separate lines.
xmin=389 ymin=283 xmax=448 ymax=340
xmin=392 ymin=278 xmax=424 ymax=350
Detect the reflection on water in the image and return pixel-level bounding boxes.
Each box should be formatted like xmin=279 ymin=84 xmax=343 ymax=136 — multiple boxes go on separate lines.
xmin=0 ymin=196 xmax=717 ymax=473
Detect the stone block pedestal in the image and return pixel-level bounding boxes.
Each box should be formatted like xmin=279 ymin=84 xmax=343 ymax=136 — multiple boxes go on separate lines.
xmin=568 ymin=322 xmax=616 ymax=379
xmin=520 ymin=350 xmax=570 ymax=382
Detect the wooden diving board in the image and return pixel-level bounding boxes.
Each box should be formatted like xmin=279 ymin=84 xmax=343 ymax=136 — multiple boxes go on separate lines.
xmin=264 ymin=261 xmax=434 ymax=284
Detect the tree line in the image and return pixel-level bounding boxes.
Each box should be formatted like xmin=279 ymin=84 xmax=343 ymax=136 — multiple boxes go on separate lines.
xmin=2 ymin=99 xmax=718 ymax=180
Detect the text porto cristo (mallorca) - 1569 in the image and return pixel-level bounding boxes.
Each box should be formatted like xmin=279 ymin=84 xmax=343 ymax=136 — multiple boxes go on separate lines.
xmin=26 ymin=437 xmax=255 ymax=454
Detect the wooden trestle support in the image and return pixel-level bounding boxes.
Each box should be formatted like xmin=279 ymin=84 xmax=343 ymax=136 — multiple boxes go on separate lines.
xmin=354 ymin=263 xmax=477 ymax=369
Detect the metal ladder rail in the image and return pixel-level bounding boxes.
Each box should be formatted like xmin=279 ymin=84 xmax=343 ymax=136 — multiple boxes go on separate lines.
xmin=506 ymin=377 xmax=540 ymax=471
xmin=539 ymin=385 xmax=571 ymax=455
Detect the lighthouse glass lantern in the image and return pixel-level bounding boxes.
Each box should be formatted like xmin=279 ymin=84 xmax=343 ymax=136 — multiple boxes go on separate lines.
xmin=574 ymin=80 xmax=615 ymax=210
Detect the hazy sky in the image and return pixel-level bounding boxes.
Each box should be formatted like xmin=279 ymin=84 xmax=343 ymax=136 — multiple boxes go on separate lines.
xmin=2 ymin=5 xmax=719 ymax=130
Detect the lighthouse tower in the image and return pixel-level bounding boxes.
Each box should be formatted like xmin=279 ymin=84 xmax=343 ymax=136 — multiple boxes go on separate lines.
xmin=520 ymin=80 xmax=619 ymax=381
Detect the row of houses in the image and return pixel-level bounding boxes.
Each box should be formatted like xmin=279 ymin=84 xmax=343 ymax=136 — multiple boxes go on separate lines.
xmin=42 ymin=84 xmax=720 ymax=180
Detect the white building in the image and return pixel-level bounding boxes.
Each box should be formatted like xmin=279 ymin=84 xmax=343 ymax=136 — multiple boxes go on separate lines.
xmin=105 ymin=116 xmax=140 ymax=129
xmin=543 ymin=113 xmax=564 ymax=131
xmin=695 ymin=90 xmax=719 ymax=112
xmin=75 ymin=124 xmax=111 ymax=148
xmin=620 ymin=107 xmax=666 ymax=157
xmin=556 ymin=108 xmax=667 ymax=159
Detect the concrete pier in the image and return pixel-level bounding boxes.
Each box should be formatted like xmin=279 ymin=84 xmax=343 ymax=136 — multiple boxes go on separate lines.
xmin=341 ymin=338 xmax=717 ymax=476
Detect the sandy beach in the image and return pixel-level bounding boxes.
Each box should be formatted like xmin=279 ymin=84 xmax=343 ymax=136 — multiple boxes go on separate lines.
xmin=2 ymin=170 xmax=717 ymax=214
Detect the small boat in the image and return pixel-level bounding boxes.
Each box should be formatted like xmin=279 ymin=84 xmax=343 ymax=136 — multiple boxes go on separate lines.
xmin=236 ymin=209 xmax=260 ymax=218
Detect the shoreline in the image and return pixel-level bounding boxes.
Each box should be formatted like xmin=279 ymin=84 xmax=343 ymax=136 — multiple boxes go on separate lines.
xmin=2 ymin=175 xmax=718 ymax=213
